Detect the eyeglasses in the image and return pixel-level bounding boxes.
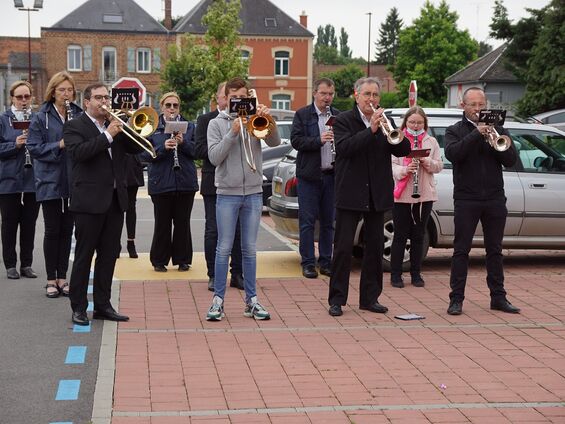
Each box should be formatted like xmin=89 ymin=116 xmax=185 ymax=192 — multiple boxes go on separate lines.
xmin=56 ymin=87 xmax=74 ymax=93
xmin=464 ymin=103 xmax=487 ymax=109
xmin=14 ymin=94 xmax=31 ymax=100
xmin=92 ymin=95 xmax=111 ymax=101
xmin=164 ymin=102 xmax=179 ymax=108
xmin=360 ymin=92 xmax=380 ymax=99
xmin=316 ymin=91 xmax=335 ymax=98
xmin=407 ymin=120 xmax=425 ymax=126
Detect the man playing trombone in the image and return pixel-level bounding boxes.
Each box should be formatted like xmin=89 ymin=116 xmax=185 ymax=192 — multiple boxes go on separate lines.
xmin=445 ymin=87 xmax=520 ymax=316
xmin=206 ymin=77 xmax=280 ymax=321
xmin=64 ymin=83 xmax=143 ymax=326
xmin=328 ymin=77 xmax=410 ymax=317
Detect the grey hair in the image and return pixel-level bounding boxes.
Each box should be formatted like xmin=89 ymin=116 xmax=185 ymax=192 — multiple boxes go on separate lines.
xmin=354 ymin=77 xmax=381 ymax=94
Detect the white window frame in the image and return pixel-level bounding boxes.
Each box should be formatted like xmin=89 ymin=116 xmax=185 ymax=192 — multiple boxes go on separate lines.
xmin=136 ymin=48 xmax=151 ymax=73
xmin=272 ymin=94 xmax=291 ymax=110
xmin=102 ymin=47 xmax=117 ymax=81
xmin=274 ymin=51 xmax=289 ymax=77
xmin=67 ymin=45 xmax=82 ymax=72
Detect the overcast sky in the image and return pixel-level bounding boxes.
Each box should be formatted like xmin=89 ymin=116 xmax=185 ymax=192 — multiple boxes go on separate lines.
xmin=4 ymin=0 xmax=549 ymax=58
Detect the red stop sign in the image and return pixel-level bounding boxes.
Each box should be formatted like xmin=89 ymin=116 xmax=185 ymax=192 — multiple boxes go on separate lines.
xmin=409 ymin=80 xmax=417 ymax=107
xmin=112 ymin=77 xmax=147 ymax=106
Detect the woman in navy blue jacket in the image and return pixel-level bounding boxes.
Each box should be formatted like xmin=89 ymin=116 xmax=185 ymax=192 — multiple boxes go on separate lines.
xmin=27 ymin=71 xmax=82 ymax=298
xmin=145 ymin=92 xmax=198 ymax=272
xmin=0 ymin=80 xmax=41 ymax=280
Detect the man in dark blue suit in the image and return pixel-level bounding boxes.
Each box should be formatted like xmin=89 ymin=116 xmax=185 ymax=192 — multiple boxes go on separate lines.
xmin=64 ymin=83 xmax=143 ymax=326
xmin=291 ymin=78 xmax=339 ymax=279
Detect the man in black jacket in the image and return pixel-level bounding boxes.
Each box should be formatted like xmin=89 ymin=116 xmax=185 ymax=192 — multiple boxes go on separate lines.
xmin=291 ymin=78 xmax=339 ymax=279
xmin=64 ymin=83 xmax=143 ymax=326
xmin=194 ymin=82 xmax=243 ymax=291
xmin=328 ymin=77 xmax=410 ymax=317
xmin=444 ymin=87 xmax=520 ymax=316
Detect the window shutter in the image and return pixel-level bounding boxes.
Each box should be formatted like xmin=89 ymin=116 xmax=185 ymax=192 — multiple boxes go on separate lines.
xmin=153 ymin=48 xmax=161 ymax=72
xmin=127 ymin=48 xmax=135 ymax=73
xmin=83 ymin=45 xmax=92 ymax=71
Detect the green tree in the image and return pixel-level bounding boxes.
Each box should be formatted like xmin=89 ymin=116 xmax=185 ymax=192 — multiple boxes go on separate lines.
xmin=478 ymin=41 xmax=493 ymax=57
xmin=320 ymin=64 xmax=364 ymax=98
xmin=393 ymin=1 xmax=478 ymax=105
xmin=375 ymin=7 xmax=403 ymax=65
xmin=339 ymin=27 xmax=352 ymax=60
xmin=489 ymin=0 xmax=514 ymax=40
xmin=314 ymin=24 xmax=343 ymax=64
xmin=516 ymin=0 xmax=565 ymax=115
xmin=161 ymin=0 xmax=247 ymax=119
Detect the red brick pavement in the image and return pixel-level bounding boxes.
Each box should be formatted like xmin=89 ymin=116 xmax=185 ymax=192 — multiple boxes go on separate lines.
xmin=111 ymin=250 xmax=565 ymax=423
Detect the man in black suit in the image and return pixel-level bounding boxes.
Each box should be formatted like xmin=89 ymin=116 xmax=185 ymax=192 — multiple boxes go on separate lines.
xmin=64 ymin=83 xmax=142 ymax=326
xmin=328 ymin=77 xmax=410 ymax=317
xmin=194 ymin=82 xmax=243 ymax=292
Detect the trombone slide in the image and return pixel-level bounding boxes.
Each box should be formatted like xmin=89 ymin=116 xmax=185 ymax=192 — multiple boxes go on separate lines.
xmin=102 ymin=105 xmax=157 ymax=158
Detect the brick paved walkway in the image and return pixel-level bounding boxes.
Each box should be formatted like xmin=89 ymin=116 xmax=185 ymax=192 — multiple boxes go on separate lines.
xmin=108 ymin=250 xmax=565 ymax=423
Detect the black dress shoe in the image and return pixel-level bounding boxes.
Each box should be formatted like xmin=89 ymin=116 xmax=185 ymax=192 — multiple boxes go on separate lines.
xmin=359 ymin=302 xmax=389 ymax=314
xmin=178 ymin=263 xmax=190 ymax=271
xmin=391 ymin=277 xmax=404 ymax=288
xmin=319 ymin=266 xmax=332 ymax=277
xmin=302 ymin=265 xmax=318 ymax=279
xmin=447 ymin=300 xmax=463 ymax=315
xmin=230 ymin=274 xmax=244 ymax=290
xmin=6 ymin=267 xmax=20 ymax=279
xmin=491 ymin=299 xmax=521 ymax=314
xmin=208 ymin=277 xmax=215 ymax=292
xmin=411 ymin=275 xmax=425 ymax=287
xmin=153 ymin=265 xmax=167 ymax=272
xmin=93 ymin=307 xmax=129 ymax=322
xmin=127 ymin=240 xmax=138 ymax=258
xmin=72 ymin=311 xmax=89 ymax=326
xmin=328 ymin=304 xmax=343 ymax=316
xmin=20 ymin=267 xmax=37 ymax=278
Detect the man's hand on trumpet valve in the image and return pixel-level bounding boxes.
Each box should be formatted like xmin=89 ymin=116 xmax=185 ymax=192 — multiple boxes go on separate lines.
xmin=476 ymin=123 xmax=490 ymax=136
xmin=106 ymin=119 xmax=123 ymax=138
xmin=369 ymin=105 xmax=384 ymax=134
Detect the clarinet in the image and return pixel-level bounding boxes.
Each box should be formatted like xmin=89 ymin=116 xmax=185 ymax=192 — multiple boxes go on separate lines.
xmin=64 ymin=100 xmax=73 ymax=121
xmin=171 ymin=114 xmax=181 ymax=171
xmin=22 ymin=109 xmax=32 ymax=169
xmin=411 ymin=136 xmax=421 ymax=199
xmin=325 ymin=105 xmax=336 ymax=164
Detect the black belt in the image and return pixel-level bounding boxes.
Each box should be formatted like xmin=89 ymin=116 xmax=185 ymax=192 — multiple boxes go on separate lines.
xmin=321 ymin=169 xmax=334 ymax=175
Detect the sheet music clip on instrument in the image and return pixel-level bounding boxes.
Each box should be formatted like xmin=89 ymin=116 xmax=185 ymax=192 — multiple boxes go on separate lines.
xmin=394 ymin=313 xmax=425 ymax=320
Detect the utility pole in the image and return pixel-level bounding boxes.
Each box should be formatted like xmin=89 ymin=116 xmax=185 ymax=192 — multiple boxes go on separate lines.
xmin=366 ymin=12 xmax=372 ymax=77
xmin=14 ymin=0 xmax=43 ymax=82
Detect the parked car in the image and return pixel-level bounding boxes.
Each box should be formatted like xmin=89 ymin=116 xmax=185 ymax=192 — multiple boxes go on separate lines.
xmin=268 ymin=108 xmax=565 ymax=270
xmin=261 ymin=119 xmax=294 ymax=205
xmin=531 ymin=108 xmax=565 ymax=132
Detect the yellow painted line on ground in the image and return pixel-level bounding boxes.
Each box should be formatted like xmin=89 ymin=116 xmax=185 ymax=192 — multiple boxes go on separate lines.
xmin=113 ymin=251 xmax=302 ymax=281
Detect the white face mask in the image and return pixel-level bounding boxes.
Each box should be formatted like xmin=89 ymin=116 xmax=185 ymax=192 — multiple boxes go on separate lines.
xmin=407 ymin=128 xmax=425 ymax=137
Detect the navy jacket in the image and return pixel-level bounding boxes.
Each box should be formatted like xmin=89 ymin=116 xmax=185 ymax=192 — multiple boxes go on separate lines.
xmin=194 ymin=109 xmax=219 ymax=196
xmin=145 ymin=115 xmax=199 ymax=195
xmin=445 ymin=113 xmax=517 ymax=201
xmin=291 ymin=103 xmax=340 ymax=181
xmin=0 ymin=110 xmax=36 ymax=193
xmin=333 ymin=105 xmax=410 ymax=212
xmin=27 ymin=101 xmax=83 ymax=202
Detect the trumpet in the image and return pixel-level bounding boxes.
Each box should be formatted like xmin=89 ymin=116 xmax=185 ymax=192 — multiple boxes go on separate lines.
xmin=484 ymin=126 xmax=512 ymax=152
xmin=102 ymin=105 xmax=157 ymax=158
xmin=370 ymin=103 xmax=405 ymax=145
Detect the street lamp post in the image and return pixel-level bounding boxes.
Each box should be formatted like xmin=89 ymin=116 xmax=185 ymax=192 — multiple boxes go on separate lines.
xmin=366 ymin=12 xmax=372 ymax=77
xmin=14 ymin=0 xmax=43 ymax=83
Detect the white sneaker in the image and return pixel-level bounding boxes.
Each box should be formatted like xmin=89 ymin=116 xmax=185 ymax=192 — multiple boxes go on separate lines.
xmin=244 ymin=296 xmax=270 ymax=320
xmin=206 ymin=296 xmax=224 ymax=321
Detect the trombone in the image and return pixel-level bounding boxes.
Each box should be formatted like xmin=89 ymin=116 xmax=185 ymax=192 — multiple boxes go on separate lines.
xmin=102 ymin=105 xmax=158 ymax=158
xmin=370 ymin=103 xmax=404 ymax=145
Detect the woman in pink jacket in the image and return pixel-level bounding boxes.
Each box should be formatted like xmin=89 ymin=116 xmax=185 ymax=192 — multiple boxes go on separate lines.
xmin=391 ymin=106 xmax=443 ymax=288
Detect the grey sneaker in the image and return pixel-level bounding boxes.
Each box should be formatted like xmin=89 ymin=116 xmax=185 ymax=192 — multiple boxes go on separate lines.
xmin=206 ymin=296 xmax=224 ymax=321
xmin=244 ymin=296 xmax=271 ymax=320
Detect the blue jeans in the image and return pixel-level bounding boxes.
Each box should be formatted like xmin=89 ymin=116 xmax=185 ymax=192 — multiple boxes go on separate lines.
xmin=297 ymin=174 xmax=335 ymax=268
xmin=214 ymin=193 xmax=262 ymax=303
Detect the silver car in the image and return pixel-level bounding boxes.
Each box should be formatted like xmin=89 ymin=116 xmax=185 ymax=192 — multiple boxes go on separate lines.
xmin=268 ymin=108 xmax=565 ymax=270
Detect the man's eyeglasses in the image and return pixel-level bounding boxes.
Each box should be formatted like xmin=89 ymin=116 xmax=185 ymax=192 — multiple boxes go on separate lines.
xmin=164 ymin=102 xmax=179 ymax=108
xmin=14 ymin=94 xmax=31 ymax=100
xmin=464 ymin=103 xmax=487 ymax=108
xmin=317 ymin=91 xmax=335 ymax=98
xmin=360 ymin=92 xmax=380 ymax=99
xmin=92 ymin=95 xmax=111 ymax=101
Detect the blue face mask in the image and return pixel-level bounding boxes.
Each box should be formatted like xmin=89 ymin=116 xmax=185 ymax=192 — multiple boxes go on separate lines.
xmin=407 ymin=128 xmax=425 ymax=137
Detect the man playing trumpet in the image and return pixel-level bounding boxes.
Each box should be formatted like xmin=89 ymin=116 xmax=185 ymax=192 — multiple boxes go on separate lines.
xmin=206 ymin=77 xmax=280 ymax=321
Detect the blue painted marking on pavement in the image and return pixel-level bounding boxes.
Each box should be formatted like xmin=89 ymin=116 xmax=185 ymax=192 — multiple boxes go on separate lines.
xmin=87 ymin=301 xmax=93 ymax=312
xmin=73 ymin=323 xmax=91 ymax=333
xmin=55 ymin=380 xmax=80 ymax=400
xmin=65 ymin=346 xmax=87 ymax=364
xmin=87 ymin=284 xmax=93 ymax=294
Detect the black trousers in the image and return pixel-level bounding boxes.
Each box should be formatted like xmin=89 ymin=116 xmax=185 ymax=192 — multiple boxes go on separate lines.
xmin=390 ymin=201 xmax=433 ymax=279
xmin=41 ymin=198 xmax=74 ymax=281
xmin=0 ymin=192 xmax=40 ymax=269
xmin=125 ymin=185 xmax=139 ymax=239
xmin=203 ymin=194 xmax=242 ymax=278
xmin=70 ymin=192 xmax=123 ymax=313
xmin=329 ymin=208 xmax=384 ymax=307
xmin=150 ymin=191 xmax=195 ymax=267
xmin=449 ymin=198 xmax=508 ymax=302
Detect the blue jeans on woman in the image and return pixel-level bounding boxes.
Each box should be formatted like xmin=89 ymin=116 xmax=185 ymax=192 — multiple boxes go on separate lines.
xmin=214 ymin=193 xmax=262 ymax=304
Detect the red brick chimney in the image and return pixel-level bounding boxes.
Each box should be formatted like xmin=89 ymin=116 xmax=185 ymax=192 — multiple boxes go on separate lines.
xmin=299 ymin=11 xmax=307 ymax=29
xmin=164 ymin=0 xmax=172 ymax=30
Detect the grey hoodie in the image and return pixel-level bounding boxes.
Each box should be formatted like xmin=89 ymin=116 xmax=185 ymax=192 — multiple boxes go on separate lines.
xmin=207 ymin=111 xmax=281 ymax=195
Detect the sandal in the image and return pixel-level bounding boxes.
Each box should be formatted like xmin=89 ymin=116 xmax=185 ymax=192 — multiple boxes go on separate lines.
xmin=45 ymin=283 xmax=60 ymax=298
xmin=58 ymin=281 xmax=70 ymax=296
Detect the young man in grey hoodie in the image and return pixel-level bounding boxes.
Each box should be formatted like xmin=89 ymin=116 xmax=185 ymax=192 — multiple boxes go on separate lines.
xmin=206 ymin=77 xmax=281 ymax=321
